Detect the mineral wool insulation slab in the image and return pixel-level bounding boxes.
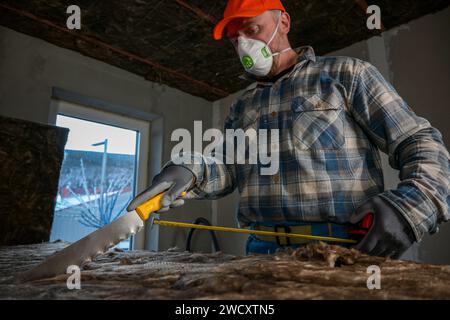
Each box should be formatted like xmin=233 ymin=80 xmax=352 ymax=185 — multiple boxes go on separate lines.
xmin=0 ymin=241 xmax=449 ymax=299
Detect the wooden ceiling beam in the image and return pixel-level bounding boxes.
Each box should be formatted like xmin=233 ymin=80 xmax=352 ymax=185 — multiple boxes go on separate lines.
xmin=174 ymin=0 xmax=218 ymax=25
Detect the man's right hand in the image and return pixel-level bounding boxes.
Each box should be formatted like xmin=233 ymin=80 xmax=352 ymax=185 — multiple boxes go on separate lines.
xmin=126 ymin=165 xmax=195 ymax=213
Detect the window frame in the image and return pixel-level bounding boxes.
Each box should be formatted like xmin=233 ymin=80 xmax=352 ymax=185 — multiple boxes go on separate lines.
xmin=49 ymin=96 xmax=152 ymax=250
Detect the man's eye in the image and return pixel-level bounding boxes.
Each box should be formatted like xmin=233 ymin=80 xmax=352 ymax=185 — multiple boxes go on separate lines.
xmin=245 ymin=26 xmax=259 ymax=36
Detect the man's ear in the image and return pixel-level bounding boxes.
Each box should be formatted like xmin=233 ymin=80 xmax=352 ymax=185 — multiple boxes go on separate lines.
xmin=280 ymin=12 xmax=291 ymax=34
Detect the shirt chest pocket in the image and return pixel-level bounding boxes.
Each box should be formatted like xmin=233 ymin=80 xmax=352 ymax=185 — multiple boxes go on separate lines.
xmin=291 ymin=91 xmax=345 ymax=150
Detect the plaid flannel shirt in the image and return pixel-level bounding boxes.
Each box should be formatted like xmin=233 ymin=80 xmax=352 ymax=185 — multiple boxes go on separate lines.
xmin=168 ymin=46 xmax=450 ymax=241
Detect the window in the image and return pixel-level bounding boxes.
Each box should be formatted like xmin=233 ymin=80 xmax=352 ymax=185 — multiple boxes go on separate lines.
xmin=49 ymin=98 xmax=150 ymax=250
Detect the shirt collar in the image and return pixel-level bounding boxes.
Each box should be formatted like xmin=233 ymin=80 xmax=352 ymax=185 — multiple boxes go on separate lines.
xmin=238 ymin=46 xmax=316 ymax=86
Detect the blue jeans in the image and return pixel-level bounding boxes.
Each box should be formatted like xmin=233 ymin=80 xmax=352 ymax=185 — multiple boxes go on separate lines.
xmin=246 ymin=234 xmax=305 ymax=254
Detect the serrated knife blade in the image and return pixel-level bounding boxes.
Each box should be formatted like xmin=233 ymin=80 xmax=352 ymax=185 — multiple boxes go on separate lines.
xmin=20 ymin=210 xmax=144 ymax=282
xmin=20 ymin=191 xmax=179 ymax=282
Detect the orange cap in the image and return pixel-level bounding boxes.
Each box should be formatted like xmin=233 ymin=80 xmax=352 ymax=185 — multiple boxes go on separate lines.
xmin=213 ymin=0 xmax=286 ymax=40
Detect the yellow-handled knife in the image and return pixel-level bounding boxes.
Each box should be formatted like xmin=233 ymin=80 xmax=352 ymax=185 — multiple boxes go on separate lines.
xmin=20 ymin=191 xmax=183 ymax=282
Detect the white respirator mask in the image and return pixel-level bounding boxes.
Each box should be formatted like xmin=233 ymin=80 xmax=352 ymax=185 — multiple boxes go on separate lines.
xmin=236 ymin=11 xmax=292 ymax=77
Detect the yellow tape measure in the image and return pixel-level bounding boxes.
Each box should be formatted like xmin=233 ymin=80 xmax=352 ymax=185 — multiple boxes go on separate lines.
xmin=135 ymin=191 xmax=357 ymax=244
xmin=152 ymin=219 xmax=357 ymax=244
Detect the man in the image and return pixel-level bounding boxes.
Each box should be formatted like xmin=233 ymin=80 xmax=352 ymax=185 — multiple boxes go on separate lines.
xmin=128 ymin=0 xmax=450 ymax=258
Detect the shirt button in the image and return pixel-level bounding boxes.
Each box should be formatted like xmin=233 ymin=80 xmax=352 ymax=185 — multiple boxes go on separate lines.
xmin=273 ymin=176 xmax=280 ymax=183
xmin=271 ymin=111 xmax=277 ymax=118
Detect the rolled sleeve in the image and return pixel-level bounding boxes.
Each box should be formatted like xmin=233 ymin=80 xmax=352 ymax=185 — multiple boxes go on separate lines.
xmin=350 ymin=61 xmax=450 ymax=240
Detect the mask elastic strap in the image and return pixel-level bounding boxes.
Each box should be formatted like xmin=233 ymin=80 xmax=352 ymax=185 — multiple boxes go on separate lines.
xmin=272 ymin=47 xmax=292 ymax=56
xmin=266 ymin=11 xmax=292 ymax=57
xmin=266 ymin=11 xmax=282 ymax=47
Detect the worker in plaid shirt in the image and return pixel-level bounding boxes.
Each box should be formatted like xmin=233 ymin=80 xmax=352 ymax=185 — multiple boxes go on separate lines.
xmin=128 ymin=0 xmax=450 ymax=258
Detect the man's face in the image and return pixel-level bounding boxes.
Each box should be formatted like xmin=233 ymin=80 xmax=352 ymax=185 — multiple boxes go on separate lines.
xmin=226 ymin=10 xmax=289 ymax=77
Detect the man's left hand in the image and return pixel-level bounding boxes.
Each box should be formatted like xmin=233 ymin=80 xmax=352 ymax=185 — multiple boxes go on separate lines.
xmin=350 ymin=196 xmax=416 ymax=259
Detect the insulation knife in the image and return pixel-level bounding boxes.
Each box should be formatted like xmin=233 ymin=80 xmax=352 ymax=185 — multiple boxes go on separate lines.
xmin=20 ymin=191 xmax=185 ymax=282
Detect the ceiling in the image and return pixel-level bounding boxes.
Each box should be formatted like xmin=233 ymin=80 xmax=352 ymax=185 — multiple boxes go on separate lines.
xmin=0 ymin=0 xmax=448 ymax=101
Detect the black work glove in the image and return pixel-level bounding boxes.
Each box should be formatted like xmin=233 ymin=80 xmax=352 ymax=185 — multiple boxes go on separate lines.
xmin=127 ymin=165 xmax=195 ymax=213
xmin=349 ymin=195 xmax=416 ymax=259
